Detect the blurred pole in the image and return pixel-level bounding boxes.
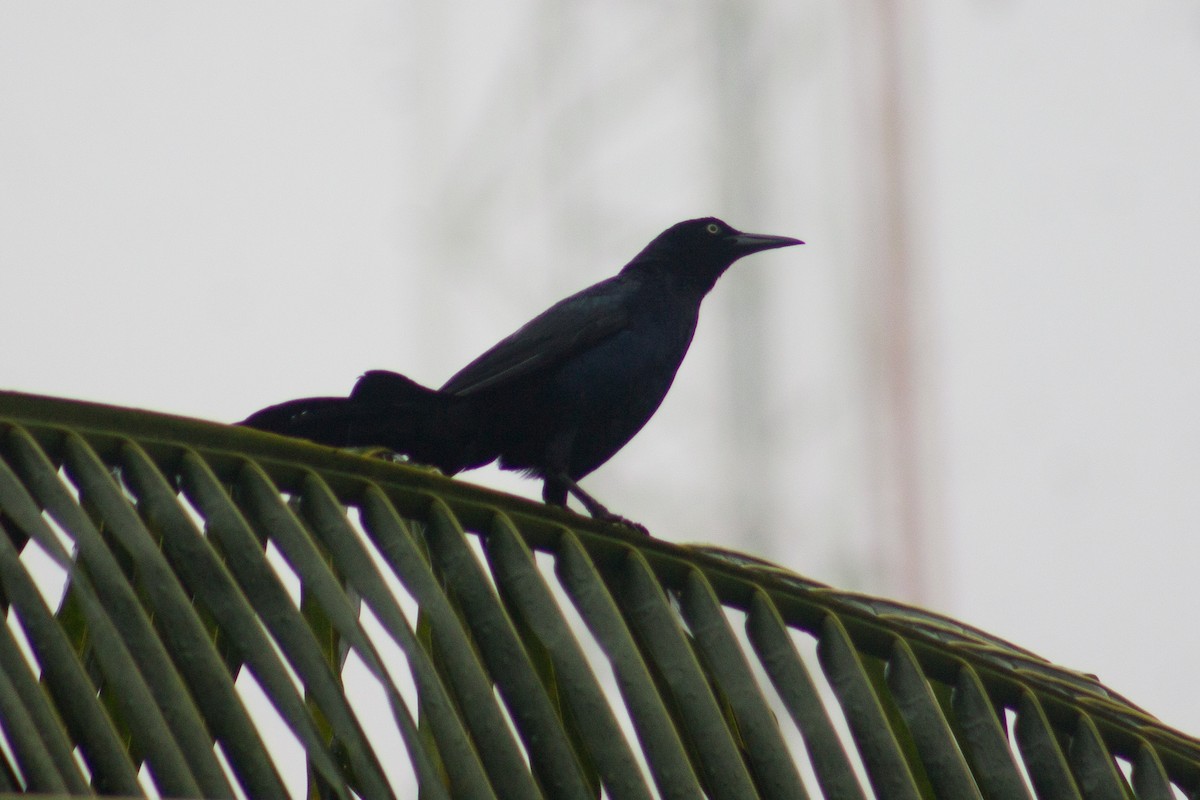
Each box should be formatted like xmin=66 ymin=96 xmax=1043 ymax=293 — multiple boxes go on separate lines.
xmin=864 ymin=0 xmax=926 ymax=601
xmin=709 ymin=0 xmax=774 ymax=550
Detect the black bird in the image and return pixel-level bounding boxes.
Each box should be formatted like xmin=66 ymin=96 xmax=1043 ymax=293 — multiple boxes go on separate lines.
xmin=242 ymin=217 xmax=803 ymax=527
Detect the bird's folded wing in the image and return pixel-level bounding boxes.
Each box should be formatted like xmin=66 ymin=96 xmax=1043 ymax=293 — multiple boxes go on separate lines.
xmin=440 ymin=276 xmax=632 ymax=396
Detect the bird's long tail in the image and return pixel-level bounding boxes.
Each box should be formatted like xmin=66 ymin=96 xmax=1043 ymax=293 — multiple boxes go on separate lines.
xmin=240 ymin=370 xmax=489 ymax=475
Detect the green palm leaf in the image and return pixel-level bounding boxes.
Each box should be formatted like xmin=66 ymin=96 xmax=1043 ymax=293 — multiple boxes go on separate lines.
xmin=0 ymin=390 xmax=1197 ymax=798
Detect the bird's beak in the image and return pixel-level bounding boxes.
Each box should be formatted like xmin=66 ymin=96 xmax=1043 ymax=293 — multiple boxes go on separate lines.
xmin=729 ymin=231 xmax=805 ymax=254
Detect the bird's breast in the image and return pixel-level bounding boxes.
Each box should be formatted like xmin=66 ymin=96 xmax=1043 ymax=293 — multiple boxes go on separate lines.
xmin=541 ymin=306 xmax=698 ymax=475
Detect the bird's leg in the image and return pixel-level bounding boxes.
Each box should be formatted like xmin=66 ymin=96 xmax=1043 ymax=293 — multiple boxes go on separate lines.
xmin=542 ymin=478 xmax=569 ymax=507
xmin=549 ymin=474 xmax=649 ymax=535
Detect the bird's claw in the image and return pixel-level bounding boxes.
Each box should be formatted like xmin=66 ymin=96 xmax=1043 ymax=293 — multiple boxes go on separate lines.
xmin=592 ymin=509 xmax=650 ymax=536
xmin=559 ymin=477 xmax=650 ymax=535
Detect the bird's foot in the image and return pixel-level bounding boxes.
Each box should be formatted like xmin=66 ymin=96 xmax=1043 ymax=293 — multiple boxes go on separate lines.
xmin=549 ymin=474 xmax=652 ymax=537
xmin=557 ymin=477 xmax=649 ymax=535
xmin=590 ymin=509 xmax=650 ymax=536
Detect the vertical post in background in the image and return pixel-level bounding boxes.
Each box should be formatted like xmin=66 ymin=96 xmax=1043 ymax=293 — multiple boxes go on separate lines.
xmin=866 ymin=0 xmax=927 ymax=601
xmin=710 ymin=0 xmax=775 ymax=551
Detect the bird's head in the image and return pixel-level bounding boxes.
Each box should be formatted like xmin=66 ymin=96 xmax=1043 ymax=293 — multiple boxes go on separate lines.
xmin=626 ymin=217 xmax=804 ymax=292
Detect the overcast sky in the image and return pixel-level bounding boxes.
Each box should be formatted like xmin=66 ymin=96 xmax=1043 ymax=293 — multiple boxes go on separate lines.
xmin=4 ymin=0 xmax=1200 ymax=766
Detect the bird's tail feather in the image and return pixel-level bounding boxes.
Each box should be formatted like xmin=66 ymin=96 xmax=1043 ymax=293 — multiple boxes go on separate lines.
xmin=240 ymin=396 xmax=355 ymax=438
xmin=240 ymin=370 xmax=491 ymax=475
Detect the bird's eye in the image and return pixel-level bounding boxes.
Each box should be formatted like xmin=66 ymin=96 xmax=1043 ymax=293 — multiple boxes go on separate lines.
xmin=706 ymin=223 xmax=720 ymax=235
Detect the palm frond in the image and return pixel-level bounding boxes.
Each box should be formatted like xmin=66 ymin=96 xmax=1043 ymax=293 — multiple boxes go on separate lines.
xmin=0 ymin=390 xmax=1196 ymax=798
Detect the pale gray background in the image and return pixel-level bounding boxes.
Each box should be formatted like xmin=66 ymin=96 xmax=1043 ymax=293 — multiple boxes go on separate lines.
xmin=3 ymin=0 xmax=1199 ymax=769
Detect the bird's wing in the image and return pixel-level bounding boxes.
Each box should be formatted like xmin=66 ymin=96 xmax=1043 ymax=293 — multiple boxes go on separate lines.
xmin=440 ymin=275 xmax=633 ymax=396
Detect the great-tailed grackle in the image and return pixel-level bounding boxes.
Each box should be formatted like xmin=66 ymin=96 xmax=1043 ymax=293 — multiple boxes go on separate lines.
xmin=242 ymin=217 xmax=803 ymax=528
